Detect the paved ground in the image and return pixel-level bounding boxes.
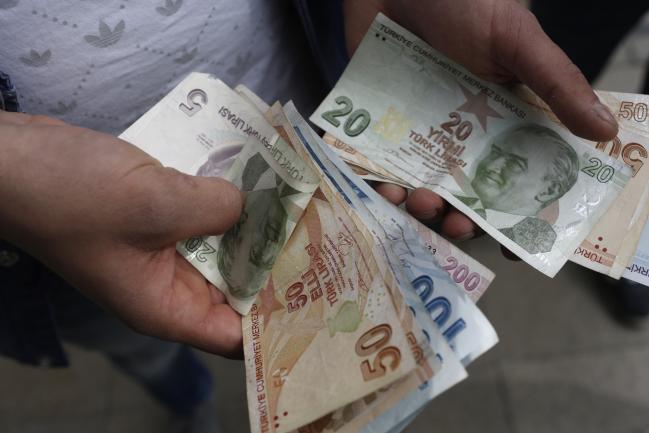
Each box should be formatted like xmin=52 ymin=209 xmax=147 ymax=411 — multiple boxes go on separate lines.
xmin=2 ymin=10 xmax=649 ymax=433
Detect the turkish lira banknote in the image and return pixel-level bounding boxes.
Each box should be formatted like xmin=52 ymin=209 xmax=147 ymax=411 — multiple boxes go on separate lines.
xmin=624 ymin=213 xmax=649 ymax=286
xmin=179 ymin=134 xmax=319 ymax=314
xmin=121 ymin=73 xmax=319 ymax=314
xmin=311 ymin=13 xmax=631 ymax=277
xmin=320 ymin=137 xmax=495 ymax=303
xmin=514 ymin=86 xmax=649 ymax=278
xmin=121 ymin=73 xmax=277 ymax=177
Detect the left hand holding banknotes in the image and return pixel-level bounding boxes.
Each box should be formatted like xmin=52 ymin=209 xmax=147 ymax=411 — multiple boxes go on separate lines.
xmin=0 ymin=111 xmax=245 ymax=357
xmin=343 ymin=0 xmax=620 ymax=241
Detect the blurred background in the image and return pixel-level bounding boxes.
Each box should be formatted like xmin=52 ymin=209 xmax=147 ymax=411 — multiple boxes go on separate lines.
xmin=2 ymin=7 xmax=649 ymax=433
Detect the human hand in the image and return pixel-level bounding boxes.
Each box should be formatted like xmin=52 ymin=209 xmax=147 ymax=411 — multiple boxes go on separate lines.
xmin=344 ymin=0 xmax=617 ymax=245
xmin=0 ymin=112 xmax=244 ymax=357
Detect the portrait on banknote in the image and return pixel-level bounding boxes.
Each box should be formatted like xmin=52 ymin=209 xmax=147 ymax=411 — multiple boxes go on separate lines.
xmin=217 ymin=153 xmax=289 ymax=300
xmin=453 ymin=124 xmax=579 ymax=254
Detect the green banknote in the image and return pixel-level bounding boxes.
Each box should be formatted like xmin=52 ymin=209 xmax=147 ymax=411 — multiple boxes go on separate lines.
xmin=121 ymin=73 xmax=318 ymax=314
xmin=311 ymin=13 xmax=631 ymax=277
xmin=179 ymin=134 xmax=319 ymax=314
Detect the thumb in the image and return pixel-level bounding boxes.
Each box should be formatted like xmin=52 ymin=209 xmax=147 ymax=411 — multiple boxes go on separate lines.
xmin=493 ymin=4 xmax=618 ymax=142
xmin=148 ymin=167 xmax=243 ymax=243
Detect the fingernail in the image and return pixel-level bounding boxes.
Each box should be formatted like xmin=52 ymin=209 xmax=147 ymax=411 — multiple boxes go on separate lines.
xmin=593 ymin=102 xmax=616 ymax=127
xmin=454 ymin=231 xmax=475 ymax=241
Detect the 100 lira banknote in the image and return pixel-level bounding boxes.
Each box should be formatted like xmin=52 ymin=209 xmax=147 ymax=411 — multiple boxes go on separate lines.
xmin=311 ymin=13 xmax=631 ymax=277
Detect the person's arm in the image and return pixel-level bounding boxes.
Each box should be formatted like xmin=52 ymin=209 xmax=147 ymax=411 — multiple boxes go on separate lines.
xmin=343 ymin=0 xmax=618 ymax=242
xmin=0 ymin=111 xmax=244 ymax=357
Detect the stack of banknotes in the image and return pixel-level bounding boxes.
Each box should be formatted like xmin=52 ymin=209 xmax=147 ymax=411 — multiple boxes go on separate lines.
xmin=118 ymin=13 xmax=649 ymax=433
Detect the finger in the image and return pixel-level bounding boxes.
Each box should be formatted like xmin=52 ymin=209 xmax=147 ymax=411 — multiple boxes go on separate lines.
xmin=405 ymin=188 xmax=446 ymax=223
xmin=440 ymin=208 xmax=480 ymax=240
xmin=492 ymin=3 xmax=618 ymax=141
xmin=374 ymin=182 xmax=408 ymax=205
xmin=184 ymin=303 xmax=243 ymax=358
xmin=500 ymin=244 xmax=521 ymax=261
xmin=140 ymin=167 xmax=244 ymax=243
xmin=157 ymin=254 xmax=243 ymax=357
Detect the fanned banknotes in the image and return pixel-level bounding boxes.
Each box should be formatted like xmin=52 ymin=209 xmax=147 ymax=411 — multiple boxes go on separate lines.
xmin=285 ymin=103 xmax=497 ymax=364
xmin=311 ymin=13 xmax=631 ymax=277
xmin=241 ymin=175 xmax=424 ymax=433
xmin=120 ymin=37 xmax=502 ymax=433
xmin=283 ymin=102 xmax=496 ymax=433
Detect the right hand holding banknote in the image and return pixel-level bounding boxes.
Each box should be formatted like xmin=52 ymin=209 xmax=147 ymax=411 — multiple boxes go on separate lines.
xmin=343 ymin=0 xmax=620 ymax=241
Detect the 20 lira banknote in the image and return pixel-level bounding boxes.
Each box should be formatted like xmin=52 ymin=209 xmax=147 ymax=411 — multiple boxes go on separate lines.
xmin=513 ymin=87 xmax=649 ymax=278
xmin=311 ymin=13 xmax=631 ymax=277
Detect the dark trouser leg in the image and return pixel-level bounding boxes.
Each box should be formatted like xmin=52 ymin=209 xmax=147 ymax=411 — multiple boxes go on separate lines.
xmin=49 ymin=283 xmax=212 ymax=414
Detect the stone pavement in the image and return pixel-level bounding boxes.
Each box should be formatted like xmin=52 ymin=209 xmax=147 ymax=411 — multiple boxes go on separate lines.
xmin=2 ymin=11 xmax=649 ymax=433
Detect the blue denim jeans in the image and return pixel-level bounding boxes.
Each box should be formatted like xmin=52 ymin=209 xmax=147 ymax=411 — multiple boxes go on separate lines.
xmin=0 ymin=239 xmax=212 ymax=414
xmin=52 ymin=281 xmax=213 ymax=415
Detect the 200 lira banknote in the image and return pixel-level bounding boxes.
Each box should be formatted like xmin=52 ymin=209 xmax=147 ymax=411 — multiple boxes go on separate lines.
xmin=311 ymin=13 xmax=631 ymax=277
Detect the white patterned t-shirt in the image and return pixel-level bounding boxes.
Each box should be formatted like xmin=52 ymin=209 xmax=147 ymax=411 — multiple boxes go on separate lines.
xmin=0 ymin=0 xmax=321 ymax=134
